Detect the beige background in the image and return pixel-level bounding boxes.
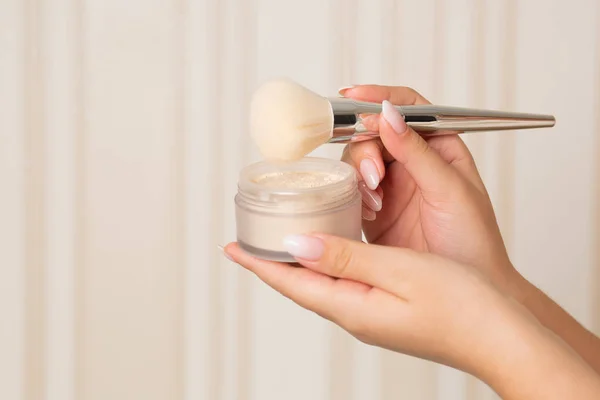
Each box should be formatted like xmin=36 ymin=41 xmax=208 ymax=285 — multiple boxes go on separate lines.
xmin=1 ymin=0 xmax=599 ymax=399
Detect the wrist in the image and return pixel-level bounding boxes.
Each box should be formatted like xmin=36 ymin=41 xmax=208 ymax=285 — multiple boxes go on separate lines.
xmin=470 ymin=300 xmax=543 ymax=392
xmin=490 ymin=259 xmax=530 ymax=303
xmin=463 ymin=292 xmax=529 ymax=379
xmin=501 ymin=265 xmax=537 ymax=306
xmin=449 ymin=284 xmax=529 ymax=379
xmin=470 ymin=295 xmax=600 ymax=399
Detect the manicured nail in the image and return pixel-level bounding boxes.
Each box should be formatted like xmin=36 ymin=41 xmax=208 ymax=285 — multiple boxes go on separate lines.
xmin=362 ymin=206 xmax=376 ymax=221
xmin=282 ymin=235 xmax=324 ymax=261
xmin=360 ymin=158 xmax=380 ymax=190
xmin=381 ymin=100 xmax=407 ymax=134
xmin=338 ymin=85 xmax=355 ymax=96
xmin=217 ymin=245 xmax=234 ymax=261
xmin=358 ymin=181 xmax=382 ymax=212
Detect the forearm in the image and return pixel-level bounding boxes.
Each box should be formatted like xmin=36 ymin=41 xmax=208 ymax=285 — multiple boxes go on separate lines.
xmin=475 ymin=302 xmax=600 ymax=399
xmin=507 ymin=271 xmax=600 ymax=374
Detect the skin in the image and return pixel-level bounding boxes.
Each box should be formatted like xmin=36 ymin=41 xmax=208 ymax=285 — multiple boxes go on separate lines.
xmin=339 ymin=85 xmax=600 ymax=374
xmin=223 ymin=85 xmax=600 ymax=398
xmin=341 ymin=86 xmax=512 ymax=287
xmin=224 ymin=237 xmax=600 ymax=399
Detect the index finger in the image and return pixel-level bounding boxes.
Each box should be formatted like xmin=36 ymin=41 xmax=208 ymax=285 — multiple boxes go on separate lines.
xmin=343 ymin=85 xmax=480 ymax=183
xmin=340 ymin=85 xmax=431 ymax=106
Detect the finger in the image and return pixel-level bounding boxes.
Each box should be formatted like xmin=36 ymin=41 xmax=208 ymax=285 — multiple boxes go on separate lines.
xmin=341 ymin=145 xmax=384 ymax=213
xmin=341 ymin=85 xmax=431 ymax=106
xmin=282 ymin=233 xmax=423 ymax=298
xmin=359 ymin=182 xmax=382 ymax=213
xmin=343 ymin=85 xmax=470 ymax=171
xmin=362 ymin=205 xmax=377 ymax=221
xmin=355 ymin=115 xmax=401 ymax=165
xmin=343 ymin=140 xmax=385 ymax=190
xmin=341 ymin=140 xmax=394 ymax=176
xmin=379 ymin=100 xmax=459 ymax=194
xmin=375 ymin=185 xmax=384 ymax=200
xmin=345 ymin=85 xmax=476 ymax=175
xmin=224 ymin=242 xmax=370 ymax=322
xmin=344 ymin=86 xmax=474 ymax=193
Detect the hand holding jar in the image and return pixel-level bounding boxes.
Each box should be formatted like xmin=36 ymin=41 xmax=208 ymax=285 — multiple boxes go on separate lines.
xmin=224 ymin=235 xmax=600 ymax=399
xmin=225 ymin=85 xmax=600 ymax=399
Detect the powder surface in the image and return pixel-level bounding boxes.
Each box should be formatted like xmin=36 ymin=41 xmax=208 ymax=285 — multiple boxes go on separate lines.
xmin=253 ymin=171 xmax=344 ymax=189
xmin=250 ymin=78 xmax=333 ymax=161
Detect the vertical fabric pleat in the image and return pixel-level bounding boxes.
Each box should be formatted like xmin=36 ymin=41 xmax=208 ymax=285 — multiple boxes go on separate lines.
xmin=23 ymin=0 xmax=46 ymax=398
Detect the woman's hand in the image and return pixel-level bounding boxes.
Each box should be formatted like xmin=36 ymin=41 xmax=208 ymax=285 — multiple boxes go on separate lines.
xmin=224 ymin=236 xmax=600 ymax=400
xmin=225 ymin=235 xmax=516 ymax=375
xmin=341 ymin=86 xmax=514 ymax=289
xmin=341 ymin=86 xmax=600 ymax=374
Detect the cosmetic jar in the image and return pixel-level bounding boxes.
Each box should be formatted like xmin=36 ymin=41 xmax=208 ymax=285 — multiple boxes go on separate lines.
xmin=235 ymin=157 xmax=362 ymax=262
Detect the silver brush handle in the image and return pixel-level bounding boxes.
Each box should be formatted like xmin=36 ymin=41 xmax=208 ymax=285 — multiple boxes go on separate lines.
xmin=327 ymin=98 xmax=556 ymax=143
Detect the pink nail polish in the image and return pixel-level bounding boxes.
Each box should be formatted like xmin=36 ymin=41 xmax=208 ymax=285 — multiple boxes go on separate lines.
xmin=283 ymin=235 xmax=325 ymax=261
xmin=338 ymin=85 xmax=355 ymax=96
xmin=217 ymin=245 xmax=234 ymax=261
xmin=358 ymin=181 xmax=382 ymax=212
xmin=381 ymin=100 xmax=407 ymax=134
xmin=362 ymin=206 xmax=376 ymax=221
xmin=360 ymin=158 xmax=380 ymax=190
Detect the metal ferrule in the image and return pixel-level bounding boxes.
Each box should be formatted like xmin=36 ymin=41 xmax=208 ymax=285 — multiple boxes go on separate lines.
xmin=327 ymin=97 xmax=556 ymax=143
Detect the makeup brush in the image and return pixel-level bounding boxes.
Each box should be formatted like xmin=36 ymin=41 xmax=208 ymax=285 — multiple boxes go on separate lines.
xmin=250 ymin=78 xmax=555 ymax=161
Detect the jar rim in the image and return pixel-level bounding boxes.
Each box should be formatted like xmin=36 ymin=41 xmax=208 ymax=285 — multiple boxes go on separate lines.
xmin=238 ymin=157 xmax=355 ymax=194
xmin=236 ymin=157 xmax=358 ymax=213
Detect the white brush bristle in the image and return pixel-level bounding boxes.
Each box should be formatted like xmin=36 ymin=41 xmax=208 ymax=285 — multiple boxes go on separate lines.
xmin=250 ymin=78 xmax=333 ymax=161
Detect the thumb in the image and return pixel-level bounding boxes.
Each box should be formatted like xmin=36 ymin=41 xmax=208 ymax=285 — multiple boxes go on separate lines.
xmin=379 ymin=100 xmax=457 ymax=193
xmin=283 ymin=233 xmax=425 ymax=296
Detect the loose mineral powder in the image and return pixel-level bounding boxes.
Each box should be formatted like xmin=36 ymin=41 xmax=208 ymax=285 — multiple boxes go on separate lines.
xmin=235 ymin=158 xmax=362 ymax=262
xmin=253 ymin=170 xmax=345 ymax=189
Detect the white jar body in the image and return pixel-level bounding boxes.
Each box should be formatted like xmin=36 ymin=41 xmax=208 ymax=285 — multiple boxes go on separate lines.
xmin=234 ymin=157 xmax=362 ymax=262
xmin=236 ymin=194 xmax=362 ymax=262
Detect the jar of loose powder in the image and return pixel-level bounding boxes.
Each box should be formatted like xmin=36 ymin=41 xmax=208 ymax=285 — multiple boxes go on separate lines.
xmin=235 ymin=157 xmax=362 ymax=262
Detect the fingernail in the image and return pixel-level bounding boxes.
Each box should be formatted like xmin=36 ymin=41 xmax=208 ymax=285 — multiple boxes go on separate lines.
xmin=362 ymin=206 xmax=376 ymax=221
xmin=381 ymin=100 xmax=407 ymax=134
xmin=360 ymin=158 xmax=380 ymax=190
xmin=217 ymin=245 xmax=234 ymax=261
xmin=358 ymin=181 xmax=382 ymax=211
xmin=283 ymin=235 xmax=325 ymax=261
xmin=338 ymin=85 xmax=355 ymax=96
